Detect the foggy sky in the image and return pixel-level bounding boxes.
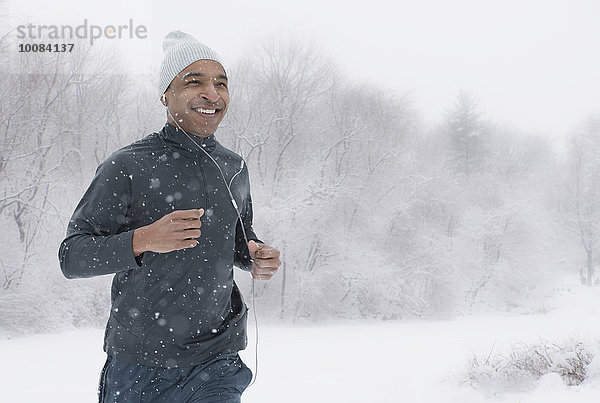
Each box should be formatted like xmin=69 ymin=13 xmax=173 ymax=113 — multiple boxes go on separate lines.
xmin=6 ymin=0 xmax=600 ymax=148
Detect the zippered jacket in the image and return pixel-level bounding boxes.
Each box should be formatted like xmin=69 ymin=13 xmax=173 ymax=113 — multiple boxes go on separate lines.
xmin=59 ymin=123 xmax=260 ymax=368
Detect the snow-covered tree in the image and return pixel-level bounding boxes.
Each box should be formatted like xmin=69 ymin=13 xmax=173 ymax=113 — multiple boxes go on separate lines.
xmin=565 ymin=116 xmax=600 ymax=286
xmin=445 ymin=91 xmax=488 ymax=178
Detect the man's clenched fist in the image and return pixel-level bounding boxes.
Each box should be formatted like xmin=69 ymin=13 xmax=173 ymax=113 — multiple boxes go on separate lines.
xmin=132 ymin=209 xmax=204 ymax=256
xmin=248 ymin=240 xmax=281 ymax=280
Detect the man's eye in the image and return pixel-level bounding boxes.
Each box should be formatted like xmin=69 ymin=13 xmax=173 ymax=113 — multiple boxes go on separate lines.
xmin=217 ymin=82 xmax=228 ymax=88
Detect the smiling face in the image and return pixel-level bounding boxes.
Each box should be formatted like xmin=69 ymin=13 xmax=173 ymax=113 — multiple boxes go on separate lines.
xmin=163 ymin=60 xmax=229 ymax=138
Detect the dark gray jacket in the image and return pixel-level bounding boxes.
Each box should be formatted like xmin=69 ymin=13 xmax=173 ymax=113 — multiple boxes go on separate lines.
xmin=59 ymin=123 xmax=260 ymax=368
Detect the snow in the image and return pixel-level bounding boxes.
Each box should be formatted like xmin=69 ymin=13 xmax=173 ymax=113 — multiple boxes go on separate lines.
xmin=0 ymin=328 xmax=106 ymax=402
xmin=1 ymin=300 xmax=599 ymax=403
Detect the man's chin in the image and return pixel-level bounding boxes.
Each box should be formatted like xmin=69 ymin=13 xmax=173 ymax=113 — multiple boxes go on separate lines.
xmin=190 ymin=127 xmax=217 ymax=138
xmin=177 ymin=123 xmax=217 ymax=138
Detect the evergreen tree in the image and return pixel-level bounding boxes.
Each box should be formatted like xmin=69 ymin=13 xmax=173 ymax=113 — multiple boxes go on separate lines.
xmin=446 ymin=91 xmax=487 ymax=178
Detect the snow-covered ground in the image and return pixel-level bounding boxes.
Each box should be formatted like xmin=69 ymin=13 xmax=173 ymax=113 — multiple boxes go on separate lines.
xmin=1 ymin=287 xmax=600 ymax=402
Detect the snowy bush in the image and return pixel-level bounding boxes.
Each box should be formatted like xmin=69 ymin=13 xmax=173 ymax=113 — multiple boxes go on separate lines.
xmin=464 ymin=338 xmax=598 ymax=395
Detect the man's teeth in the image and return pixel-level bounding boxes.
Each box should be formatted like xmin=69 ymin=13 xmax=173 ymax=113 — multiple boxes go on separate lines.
xmin=194 ymin=108 xmax=216 ymax=114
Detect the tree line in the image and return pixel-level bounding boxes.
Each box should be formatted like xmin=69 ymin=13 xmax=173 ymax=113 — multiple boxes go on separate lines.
xmin=0 ymin=34 xmax=598 ymax=333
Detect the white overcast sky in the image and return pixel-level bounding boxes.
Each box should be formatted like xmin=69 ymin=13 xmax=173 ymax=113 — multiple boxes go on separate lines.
xmin=6 ymin=0 xmax=600 ymax=147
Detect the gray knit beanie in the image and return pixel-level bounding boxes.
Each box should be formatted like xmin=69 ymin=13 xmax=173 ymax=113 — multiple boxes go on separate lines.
xmin=158 ymin=31 xmax=225 ymax=96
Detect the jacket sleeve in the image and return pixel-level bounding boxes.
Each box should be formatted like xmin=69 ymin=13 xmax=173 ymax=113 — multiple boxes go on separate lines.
xmin=234 ymin=166 xmax=262 ymax=271
xmin=58 ymin=154 xmax=141 ymax=279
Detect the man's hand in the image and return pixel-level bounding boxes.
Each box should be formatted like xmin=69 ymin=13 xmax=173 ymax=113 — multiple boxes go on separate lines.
xmin=248 ymin=240 xmax=281 ymax=280
xmin=132 ymin=209 xmax=204 ymax=256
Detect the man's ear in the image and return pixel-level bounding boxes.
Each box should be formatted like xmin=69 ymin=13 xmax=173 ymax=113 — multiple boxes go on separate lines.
xmin=161 ymin=94 xmax=167 ymax=106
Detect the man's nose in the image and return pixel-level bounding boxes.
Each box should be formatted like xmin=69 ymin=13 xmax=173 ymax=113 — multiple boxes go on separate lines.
xmin=201 ymin=84 xmax=219 ymax=103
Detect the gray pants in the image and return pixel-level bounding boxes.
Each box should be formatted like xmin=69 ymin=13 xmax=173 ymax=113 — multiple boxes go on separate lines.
xmin=98 ymin=353 xmax=252 ymax=402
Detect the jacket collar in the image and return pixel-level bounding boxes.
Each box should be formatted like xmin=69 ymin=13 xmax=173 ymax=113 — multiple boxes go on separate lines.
xmin=159 ymin=122 xmax=218 ymax=155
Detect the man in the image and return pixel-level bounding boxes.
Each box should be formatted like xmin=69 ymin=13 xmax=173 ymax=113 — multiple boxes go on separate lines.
xmin=59 ymin=31 xmax=281 ymax=402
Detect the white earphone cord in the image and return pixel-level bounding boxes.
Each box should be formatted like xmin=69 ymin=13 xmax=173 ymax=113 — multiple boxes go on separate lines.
xmin=167 ymin=111 xmax=260 ymax=387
